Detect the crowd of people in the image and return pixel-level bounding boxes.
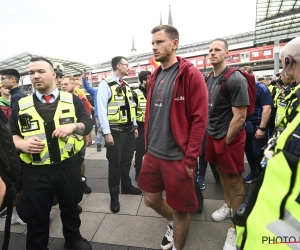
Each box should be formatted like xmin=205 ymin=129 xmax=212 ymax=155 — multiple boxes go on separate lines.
xmin=0 ymin=24 xmax=299 ymax=250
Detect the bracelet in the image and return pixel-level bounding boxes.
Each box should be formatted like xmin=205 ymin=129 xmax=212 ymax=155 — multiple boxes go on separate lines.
xmin=258 ymin=127 xmax=266 ymax=131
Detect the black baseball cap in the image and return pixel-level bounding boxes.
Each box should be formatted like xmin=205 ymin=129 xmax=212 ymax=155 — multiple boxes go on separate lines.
xmin=54 ymin=68 xmax=64 ymax=77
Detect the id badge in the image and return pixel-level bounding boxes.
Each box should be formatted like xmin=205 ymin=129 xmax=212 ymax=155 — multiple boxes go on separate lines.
xmin=278 ymin=102 xmax=287 ymax=108
xmin=59 ymin=117 xmax=75 ymax=125
xmin=115 ymin=96 xmax=123 ymax=100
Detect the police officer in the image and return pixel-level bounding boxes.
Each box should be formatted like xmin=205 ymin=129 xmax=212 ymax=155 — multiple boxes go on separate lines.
xmin=97 ymin=56 xmax=142 ymax=214
xmin=132 ymin=70 xmax=150 ymax=181
xmin=10 ymin=57 xmax=93 ymax=250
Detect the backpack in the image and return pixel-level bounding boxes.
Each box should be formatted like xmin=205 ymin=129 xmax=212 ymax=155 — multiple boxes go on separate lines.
xmin=206 ymin=67 xmax=256 ymax=116
xmin=0 ymin=108 xmax=21 ymax=250
xmin=0 ymin=101 xmax=12 ymax=120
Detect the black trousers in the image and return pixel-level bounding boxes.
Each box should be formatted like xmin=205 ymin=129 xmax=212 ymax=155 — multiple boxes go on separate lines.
xmin=16 ymin=154 xmax=84 ymax=250
xmin=106 ymin=129 xmax=135 ymax=197
xmin=134 ymin=125 xmax=145 ymax=172
xmin=244 ymin=130 xmax=268 ymax=175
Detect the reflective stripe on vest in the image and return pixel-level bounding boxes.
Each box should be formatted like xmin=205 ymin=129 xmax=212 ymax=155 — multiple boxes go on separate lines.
xmin=237 ymin=152 xmax=298 ymax=249
xmin=267 ymin=220 xmax=300 ymax=250
xmin=267 ymin=209 xmax=300 ymax=237
xmin=18 ymin=91 xmax=84 ymax=165
xmin=133 ymin=88 xmax=146 ymax=123
xmin=105 ymin=77 xmax=136 ymax=124
xmin=24 ymin=133 xmax=46 ymax=141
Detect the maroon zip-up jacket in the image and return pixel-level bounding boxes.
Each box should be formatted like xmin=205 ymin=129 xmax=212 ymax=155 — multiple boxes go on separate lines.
xmin=145 ymin=57 xmax=208 ymax=168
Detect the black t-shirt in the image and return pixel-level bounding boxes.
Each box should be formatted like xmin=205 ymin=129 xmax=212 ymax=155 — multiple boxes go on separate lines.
xmin=206 ymin=67 xmax=249 ymax=139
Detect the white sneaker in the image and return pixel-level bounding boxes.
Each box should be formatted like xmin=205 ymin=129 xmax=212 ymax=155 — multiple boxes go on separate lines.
xmin=223 ymin=228 xmax=236 ymax=250
xmin=211 ymin=203 xmax=232 ymax=221
xmin=161 ymin=224 xmax=173 ymax=249
xmin=11 ymin=215 xmax=26 ymax=225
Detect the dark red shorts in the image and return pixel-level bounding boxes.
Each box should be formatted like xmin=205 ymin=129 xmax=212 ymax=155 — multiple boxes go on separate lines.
xmin=138 ymin=152 xmax=198 ymax=213
xmin=205 ymin=129 xmax=246 ymax=174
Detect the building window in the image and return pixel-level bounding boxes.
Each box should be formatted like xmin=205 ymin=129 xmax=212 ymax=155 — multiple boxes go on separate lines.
xmin=232 ymin=55 xmax=239 ymax=62
xmin=197 ymin=60 xmax=203 ymax=65
xmin=263 ymin=49 xmax=272 ymax=56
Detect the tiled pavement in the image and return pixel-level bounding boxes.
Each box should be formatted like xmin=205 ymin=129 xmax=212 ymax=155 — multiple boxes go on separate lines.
xmin=0 ymin=133 xmax=250 ymax=250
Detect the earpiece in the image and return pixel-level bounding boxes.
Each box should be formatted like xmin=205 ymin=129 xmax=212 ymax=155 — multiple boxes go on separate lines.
xmin=285 ymin=56 xmax=296 ymax=67
xmin=285 ymin=57 xmax=291 ymax=67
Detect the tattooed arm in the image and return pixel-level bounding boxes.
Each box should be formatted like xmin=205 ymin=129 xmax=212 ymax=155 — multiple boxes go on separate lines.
xmin=52 ymin=123 xmax=86 ymax=138
xmin=74 ymin=123 xmax=86 ymax=135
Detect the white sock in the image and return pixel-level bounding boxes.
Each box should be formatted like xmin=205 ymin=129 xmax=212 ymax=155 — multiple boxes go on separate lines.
xmin=12 ymin=206 xmax=18 ymax=217
xmin=172 ymin=246 xmax=177 ymax=250
xmin=168 ymin=221 xmax=174 ymax=228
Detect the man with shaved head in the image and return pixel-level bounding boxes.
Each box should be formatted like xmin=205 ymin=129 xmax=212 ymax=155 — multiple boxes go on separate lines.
xmin=272 ymin=37 xmax=300 ymax=134
xmin=280 ymin=37 xmax=300 ymax=84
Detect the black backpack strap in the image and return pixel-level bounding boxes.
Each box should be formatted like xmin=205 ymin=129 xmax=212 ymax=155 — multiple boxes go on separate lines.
xmin=2 ymin=203 xmax=13 ymax=250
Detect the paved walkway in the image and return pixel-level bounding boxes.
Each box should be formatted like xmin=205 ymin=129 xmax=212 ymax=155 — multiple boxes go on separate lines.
xmin=0 ymin=133 xmax=250 ymax=250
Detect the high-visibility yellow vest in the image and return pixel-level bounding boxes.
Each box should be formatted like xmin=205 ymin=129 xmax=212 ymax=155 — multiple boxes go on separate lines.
xmin=236 ymin=101 xmax=300 ymax=249
xmin=275 ymin=83 xmax=300 ymax=130
xmin=18 ymin=92 xmax=84 ymax=165
xmin=272 ymin=87 xmax=281 ymax=108
xmin=132 ymin=88 xmax=146 ymax=123
xmin=105 ymin=78 xmax=136 ymax=124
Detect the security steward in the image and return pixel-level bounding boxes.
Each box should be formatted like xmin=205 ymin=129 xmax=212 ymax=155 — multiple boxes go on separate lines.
xmin=10 ymin=57 xmax=93 ymax=250
xmin=97 ymin=56 xmax=142 ymax=214
xmin=132 ymin=70 xmax=150 ymax=181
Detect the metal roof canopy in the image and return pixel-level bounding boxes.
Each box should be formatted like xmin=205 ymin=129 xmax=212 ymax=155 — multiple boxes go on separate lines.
xmin=0 ymin=52 xmax=94 ymax=77
xmin=255 ymin=0 xmax=300 ymax=44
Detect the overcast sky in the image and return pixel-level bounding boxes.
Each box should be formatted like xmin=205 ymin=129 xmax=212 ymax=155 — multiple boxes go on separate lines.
xmin=0 ymin=0 xmax=257 ymax=66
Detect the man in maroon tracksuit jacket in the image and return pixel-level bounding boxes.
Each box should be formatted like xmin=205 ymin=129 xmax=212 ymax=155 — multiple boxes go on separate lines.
xmin=138 ymin=25 xmax=208 ymax=250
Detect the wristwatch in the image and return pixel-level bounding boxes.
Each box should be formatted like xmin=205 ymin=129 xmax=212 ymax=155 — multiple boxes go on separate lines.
xmin=258 ymin=127 xmax=266 ymax=131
